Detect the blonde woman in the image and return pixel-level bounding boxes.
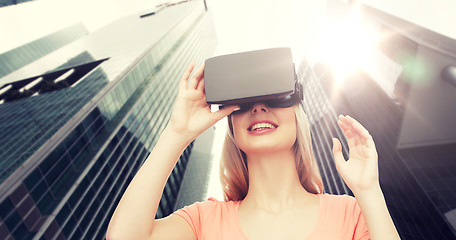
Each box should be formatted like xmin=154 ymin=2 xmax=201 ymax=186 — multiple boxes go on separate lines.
xmin=107 ymin=63 xmax=400 ymax=240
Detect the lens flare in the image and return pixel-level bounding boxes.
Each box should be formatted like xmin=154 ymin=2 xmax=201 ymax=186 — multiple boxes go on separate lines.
xmin=315 ymin=9 xmax=381 ymax=86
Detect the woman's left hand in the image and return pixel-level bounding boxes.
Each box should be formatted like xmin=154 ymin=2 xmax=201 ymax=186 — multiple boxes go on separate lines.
xmin=332 ymin=115 xmax=380 ymax=195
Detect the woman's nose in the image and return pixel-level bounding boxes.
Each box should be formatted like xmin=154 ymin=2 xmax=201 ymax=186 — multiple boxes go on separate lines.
xmin=251 ymin=103 xmax=268 ymax=113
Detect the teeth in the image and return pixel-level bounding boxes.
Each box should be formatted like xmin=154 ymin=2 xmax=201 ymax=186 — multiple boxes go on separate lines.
xmin=250 ymin=123 xmax=276 ymax=131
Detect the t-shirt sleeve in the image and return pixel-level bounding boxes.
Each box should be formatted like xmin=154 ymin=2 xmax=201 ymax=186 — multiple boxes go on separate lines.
xmin=172 ymin=198 xmax=218 ymax=239
xmin=350 ymin=197 xmax=370 ymax=240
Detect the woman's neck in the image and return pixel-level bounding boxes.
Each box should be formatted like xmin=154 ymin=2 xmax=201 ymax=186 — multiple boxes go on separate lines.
xmin=242 ymin=149 xmax=314 ymax=213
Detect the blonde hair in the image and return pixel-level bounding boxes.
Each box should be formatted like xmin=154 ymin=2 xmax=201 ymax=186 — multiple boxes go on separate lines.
xmin=220 ymin=103 xmax=323 ymax=201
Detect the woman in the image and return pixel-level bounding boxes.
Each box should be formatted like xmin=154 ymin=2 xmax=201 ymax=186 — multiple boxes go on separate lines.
xmin=107 ymin=63 xmax=400 ymax=240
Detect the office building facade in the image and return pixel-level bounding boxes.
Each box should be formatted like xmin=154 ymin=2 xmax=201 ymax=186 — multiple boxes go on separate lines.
xmin=0 ymin=1 xmax=215 ymax=239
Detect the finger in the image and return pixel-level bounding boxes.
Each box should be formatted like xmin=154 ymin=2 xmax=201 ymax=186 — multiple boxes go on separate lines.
xmin=197 ymin=75 xmax=205 ymax=92
xmin=337 ymin=117 xmax=350 ymax=133
xmin=342 ymin=115 xmax=374 ymax=147
xmin=337 ymin=118 xmax=355 ymax=139
xmin=209 ymin=105 xmax=240 ymax=125
xmin=196 ymin=64 xmax=205 ymax=91
xmin=179 ymin=63 xmax=195 ymax=91
xmin=188 ymin=64 xmax=205 ymax=89
xmin=195 ymin=64 xmax=205 ymax=89
xmin=338 ymin=115 xmax=364 ymax=145
xmin=332 ymin=138 xmax=346 ymax=173
xmin=344 ymin=115 xmax=369 ymax=137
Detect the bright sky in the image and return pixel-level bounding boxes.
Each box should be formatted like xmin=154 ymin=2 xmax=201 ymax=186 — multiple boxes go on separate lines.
xmin=1 ymin=0 xmax=455 ymax=55
xmin=0 ymin=0 xmax=159 ymax=53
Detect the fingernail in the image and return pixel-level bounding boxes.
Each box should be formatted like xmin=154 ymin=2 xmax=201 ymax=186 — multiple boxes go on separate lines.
xmin=234 ymin=107 xmax=240 ymax=111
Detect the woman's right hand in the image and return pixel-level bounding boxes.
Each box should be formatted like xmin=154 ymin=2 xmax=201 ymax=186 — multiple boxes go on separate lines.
xmin=166 ymin=63 xmax=239 ymax=143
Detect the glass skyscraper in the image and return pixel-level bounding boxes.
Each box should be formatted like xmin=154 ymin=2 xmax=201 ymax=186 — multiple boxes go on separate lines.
xmin=0 ymin=23 xmax=89 ymax=79
xmin=0 ymin=1 xmax=215 ymax=239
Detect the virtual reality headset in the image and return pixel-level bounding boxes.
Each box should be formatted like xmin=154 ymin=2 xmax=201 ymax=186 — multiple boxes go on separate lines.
xmin=204 ymin=48 xmax=303 ymax=112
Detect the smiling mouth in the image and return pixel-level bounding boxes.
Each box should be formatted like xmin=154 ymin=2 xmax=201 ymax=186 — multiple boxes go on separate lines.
xmin=248 ymin=122 xmax=278 ymax=131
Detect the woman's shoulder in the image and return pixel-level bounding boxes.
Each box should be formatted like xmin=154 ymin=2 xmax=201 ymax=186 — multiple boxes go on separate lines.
xmin=314 ymin=195 xmax=369 ymax=238
xmin=318 ymin=193 xmax=362 ymax=218
xmin=173 ymin=198 xmax=244 ymax=239
xmin=319 ymin=193 xmax=357 ymax=204
xmin=176 ymin=197 xmax=239 ymax=218
xmin=190 ymin=197 xmax=238 ymax=208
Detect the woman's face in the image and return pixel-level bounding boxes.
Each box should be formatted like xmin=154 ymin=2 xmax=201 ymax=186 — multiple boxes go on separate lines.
xmin=231 ymin=103 xmax=297 ymax=155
